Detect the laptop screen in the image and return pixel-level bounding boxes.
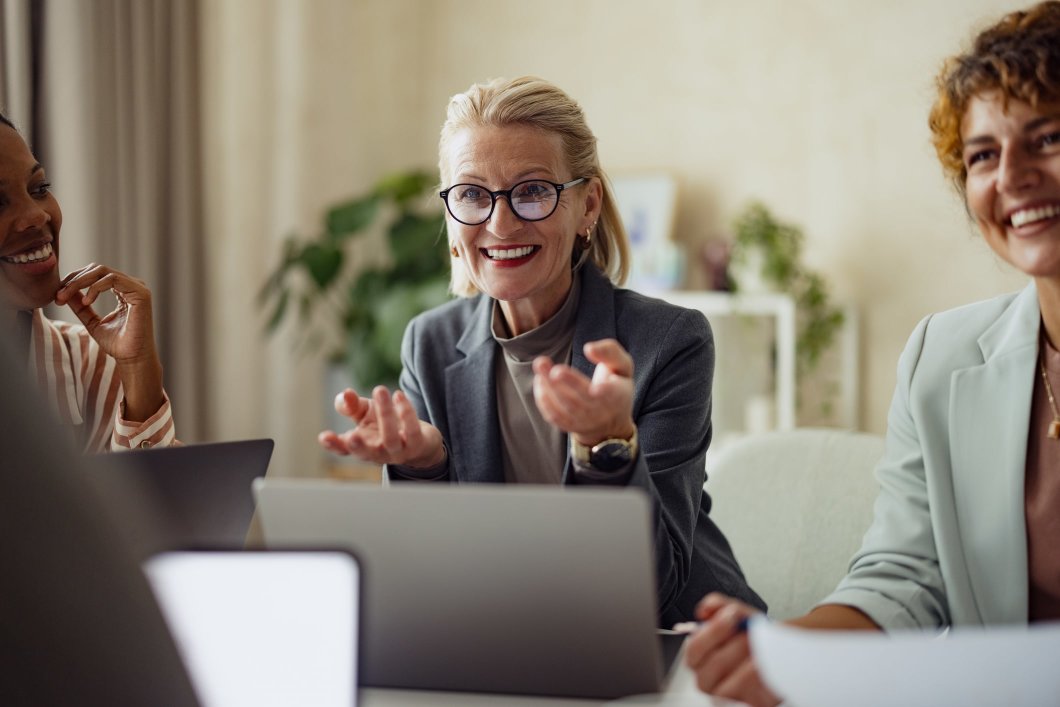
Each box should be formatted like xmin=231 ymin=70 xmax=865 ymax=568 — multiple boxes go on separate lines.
xmin=143 ymin=550 xmax=358 ymax=707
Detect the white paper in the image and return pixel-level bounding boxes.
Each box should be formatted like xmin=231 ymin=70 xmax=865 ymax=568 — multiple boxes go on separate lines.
xmin=749 ymin=616 xmax=1060 ymax=707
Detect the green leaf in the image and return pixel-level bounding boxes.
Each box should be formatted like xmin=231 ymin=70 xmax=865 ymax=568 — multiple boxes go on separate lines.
xmin=326 ymin=195 xmax=380 ymax=237
xmin=300 ymin=243 xmax=343 ymax=289
xmin=265 ymin=289 xmax=289 ymax=334
xmin=375 ymin=170 xmax=438 ymax=207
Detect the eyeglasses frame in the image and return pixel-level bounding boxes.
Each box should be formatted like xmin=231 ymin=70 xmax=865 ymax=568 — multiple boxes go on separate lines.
xmin=438 ymin=177 xmax=587 ymax=226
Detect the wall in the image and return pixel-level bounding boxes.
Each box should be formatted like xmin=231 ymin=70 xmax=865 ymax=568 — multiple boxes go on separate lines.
xmin=201 ymin=0 xmax=1031 ymax=474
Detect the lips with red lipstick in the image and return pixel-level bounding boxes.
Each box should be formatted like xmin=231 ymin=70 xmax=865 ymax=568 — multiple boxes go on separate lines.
xmin=481 ymin=244 xmax=540 ymax=265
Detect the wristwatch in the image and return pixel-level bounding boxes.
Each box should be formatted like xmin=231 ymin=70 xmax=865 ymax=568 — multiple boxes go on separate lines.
xmin=570 ymin=428 xmax=639 ymax=472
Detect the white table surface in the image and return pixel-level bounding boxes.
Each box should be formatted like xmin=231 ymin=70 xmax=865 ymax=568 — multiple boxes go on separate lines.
xmin=359 ymin=657 xmax=728 ymax=707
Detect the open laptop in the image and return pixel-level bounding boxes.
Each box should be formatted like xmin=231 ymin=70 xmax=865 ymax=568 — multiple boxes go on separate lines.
xmin=253 ymin=479 xmax=683 ymax=700
xmin=89 ymin=439 xmax=274 ymax=550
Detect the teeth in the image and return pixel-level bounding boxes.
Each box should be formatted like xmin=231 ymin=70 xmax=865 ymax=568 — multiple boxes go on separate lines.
xmin=485 ymin=245 xmax=535 ymax=260
xmin=1010 ymin=205 xmax=1060 ymax=228
xmin=2 ymin=242 xmax=53 ymax=264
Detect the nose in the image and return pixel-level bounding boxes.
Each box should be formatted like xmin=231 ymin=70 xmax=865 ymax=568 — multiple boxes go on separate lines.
xmin=997 ymin=145 xmax=1039 ymax=194
xmin=487 ymin=195 xmax=522 ymax=238
xmin=13 ymin=196 xmax=51 ymax=233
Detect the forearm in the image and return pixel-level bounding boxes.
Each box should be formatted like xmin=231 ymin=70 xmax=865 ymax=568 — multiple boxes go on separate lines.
xmin=116 ymin=352 xmax=165 ymax=422
xmin=787 ymin=603 xmax=882 ymax=631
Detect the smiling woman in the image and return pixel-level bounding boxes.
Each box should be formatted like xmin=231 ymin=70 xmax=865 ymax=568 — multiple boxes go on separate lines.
xmin=318 ymin=76 xmax=765 ymax=626
xmin=0 ymin=111 xmax=176 ymax=452
xmin=685 ymin=3 xmax=1060 ymax=706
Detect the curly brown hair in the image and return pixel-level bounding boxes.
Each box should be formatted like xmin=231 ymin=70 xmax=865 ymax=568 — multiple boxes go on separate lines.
xmin=929 ymin=1 xmax=1060 ymax=195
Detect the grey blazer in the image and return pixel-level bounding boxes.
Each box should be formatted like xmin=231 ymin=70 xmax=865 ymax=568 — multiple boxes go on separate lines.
xmin=824 ymin=282 xmax=1040 ymax=629
xmin=391 ymin=263 xmax=764 ymax=624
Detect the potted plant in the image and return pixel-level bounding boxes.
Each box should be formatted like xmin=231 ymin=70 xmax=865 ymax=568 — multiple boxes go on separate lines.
xmin=258 ymin=170 xmax=452 ymax=390
xmin=729 ymin=201 xmax=845 ymax=379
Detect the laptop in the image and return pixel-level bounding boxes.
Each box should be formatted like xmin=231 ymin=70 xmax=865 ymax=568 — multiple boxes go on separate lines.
xmin=253 ymin=479 xmax=683 ymax=700
xmin=89 ymin=439 xmax=274 ymax=550
xmin=144 ymin=549 xmax=359 ymax=707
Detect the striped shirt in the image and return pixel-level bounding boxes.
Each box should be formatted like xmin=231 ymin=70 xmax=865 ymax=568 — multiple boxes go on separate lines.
xmin=28 ymin=309 xmax=177 ymax=453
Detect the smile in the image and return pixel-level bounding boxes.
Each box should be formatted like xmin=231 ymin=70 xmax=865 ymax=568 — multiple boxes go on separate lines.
xmin=1009 ymin=204 xmax=1060 ymax=228
xmin=483 ymin=245 xmax=539 ymax=260
xmin=1 ymin=242 xmax=53 ymax=264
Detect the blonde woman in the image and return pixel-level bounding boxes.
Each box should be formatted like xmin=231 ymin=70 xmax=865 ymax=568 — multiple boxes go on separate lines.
xmin=320 ymin=76 xmax=763 ymax=624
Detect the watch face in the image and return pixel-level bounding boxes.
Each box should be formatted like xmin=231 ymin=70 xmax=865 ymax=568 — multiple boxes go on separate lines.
xmin=589 ymin=441 xmax=633 ymax=472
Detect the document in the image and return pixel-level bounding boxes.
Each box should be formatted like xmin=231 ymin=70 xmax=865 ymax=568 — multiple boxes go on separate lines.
xmin=748 ymin=616 xmax=1060 ymax=707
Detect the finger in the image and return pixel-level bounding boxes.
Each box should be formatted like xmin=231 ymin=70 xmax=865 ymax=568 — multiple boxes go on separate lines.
xmin=393 ymin=391 xmax=423 ymax=447
xmin=79 ymin=273 xmax=121 ymax=306
xmin=55 ymin=264 xmax=109 ymax=302
xmin=318 ymin=431 xmax=350 ymax=455
xmin=532 ymin=355 xmax=553 ymax=377
xmin=583 ymin=338 xmax=633 ymax=378
xmin=334 ymin=389 xmax=369 ymax=422
xmin=714 ymin=655 xmax=779 ymax=707
xmin=371 ymin=386 xmax=402 ymax=454
xmin=691 ymin=630 xmax=752 ymax=695
xmin=696 ymin=592 xmax=738 ymax=620
xmin=685 ymin=602 xmax=752 ymax=668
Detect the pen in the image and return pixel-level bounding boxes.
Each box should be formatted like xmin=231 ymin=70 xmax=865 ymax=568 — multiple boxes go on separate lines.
xmin=671 ymin=616 xmax=750 ymax=636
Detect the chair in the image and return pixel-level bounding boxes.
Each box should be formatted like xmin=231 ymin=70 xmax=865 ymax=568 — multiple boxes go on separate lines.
xmin=705 ymin=428 xmax=885 ymax=620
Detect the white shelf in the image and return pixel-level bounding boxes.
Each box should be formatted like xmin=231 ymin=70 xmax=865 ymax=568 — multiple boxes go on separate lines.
xmin=655 ymin=291 xmax=797 ymax=436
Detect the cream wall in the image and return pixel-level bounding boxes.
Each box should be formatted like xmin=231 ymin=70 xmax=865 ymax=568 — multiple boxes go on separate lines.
xmin=202 ymin=0 xmax=1030 ymax=476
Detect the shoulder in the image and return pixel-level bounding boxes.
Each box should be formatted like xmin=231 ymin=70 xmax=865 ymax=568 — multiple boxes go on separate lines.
xmin=33 ymin=310 xmax=98 ymax=355
xmin=907 ymin=288 xmax=1028 ymax=366
xmin=611 ymin=287 xmax=710 ymax=345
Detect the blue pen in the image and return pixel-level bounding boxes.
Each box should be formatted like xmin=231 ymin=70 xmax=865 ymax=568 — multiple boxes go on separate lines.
xmin=671 ymin=616 xmax=750 ymax=635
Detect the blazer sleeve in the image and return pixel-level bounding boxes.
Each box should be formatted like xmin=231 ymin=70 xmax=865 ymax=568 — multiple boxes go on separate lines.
xmin=820 ymin=315 xmax=950 ymax=630
xmin=568 ymin=307 xmax=714 ymax=614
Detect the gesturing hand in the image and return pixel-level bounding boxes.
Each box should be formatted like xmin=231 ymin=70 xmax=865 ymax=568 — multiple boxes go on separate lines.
xmin=55 ymin=263 xmax=157 ymax=365
xmin=532 ymin=338 xmax=636 ymax=446
xmin=319 ymin=387 xmax=446 ymax=469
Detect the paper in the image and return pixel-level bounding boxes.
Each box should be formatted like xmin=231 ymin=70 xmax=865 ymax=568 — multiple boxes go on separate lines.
xmin=749 ymin=616 xmax=1060 ymax=707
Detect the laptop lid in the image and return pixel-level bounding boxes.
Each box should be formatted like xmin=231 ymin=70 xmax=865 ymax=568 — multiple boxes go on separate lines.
xmin=144 ymin=549 xmax=359 ymax=707
xmin=253 ymin=479 xmax=668 ymax=700
xmin=89 ymin=439 xmax=274 ymax=550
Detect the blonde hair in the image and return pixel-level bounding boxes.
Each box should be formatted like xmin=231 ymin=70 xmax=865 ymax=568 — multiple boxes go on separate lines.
xmin=438 ymin=76 xmax=630 ymax=297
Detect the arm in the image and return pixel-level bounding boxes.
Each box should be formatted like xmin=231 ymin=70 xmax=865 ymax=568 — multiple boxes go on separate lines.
xmin=534 ymin=309 xmax=713 ymax=612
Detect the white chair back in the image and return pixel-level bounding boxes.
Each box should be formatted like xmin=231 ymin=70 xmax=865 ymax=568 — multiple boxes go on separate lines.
xmin=706 ymin=428 xmax=884 ymax=620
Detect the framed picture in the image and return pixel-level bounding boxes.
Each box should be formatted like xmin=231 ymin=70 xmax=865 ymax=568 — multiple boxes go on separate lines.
xmin=609 ymin=173 xmax=681 ymax=292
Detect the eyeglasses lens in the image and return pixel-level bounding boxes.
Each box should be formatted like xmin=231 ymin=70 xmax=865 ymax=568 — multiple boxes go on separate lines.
xmin=447 ymin=180 xmax=559 ymax=224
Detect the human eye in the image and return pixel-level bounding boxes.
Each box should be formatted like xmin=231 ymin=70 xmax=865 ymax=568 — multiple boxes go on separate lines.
xmin=1035 ymin=130 xmax=1060 ymax=150
xmin=454 ymin=185 xmax=487 ymax=203
xmin=965 ymin=148 xmax=997 ymax=170
xmin=31 ymin=181 xmax=52 ymax=198
xmin=513 ymin=181 xmax=553 ymax=202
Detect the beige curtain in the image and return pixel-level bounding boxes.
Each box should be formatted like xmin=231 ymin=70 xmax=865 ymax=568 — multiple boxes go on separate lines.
xmin=1 ymin=0 xmax=36 ymax=136
xmin=35 ymin=0 xmax=208 ymax=440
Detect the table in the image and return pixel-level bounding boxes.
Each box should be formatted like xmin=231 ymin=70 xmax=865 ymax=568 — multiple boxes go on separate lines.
xmin=359 ymin=658 xmax=723 ymax=706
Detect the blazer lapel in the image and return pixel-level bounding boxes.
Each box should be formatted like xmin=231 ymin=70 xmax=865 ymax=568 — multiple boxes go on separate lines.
xmin=949 ymin=282 xmax=1039 ymax=624
xmin=446 ymin=296 xmax=504 ymax=483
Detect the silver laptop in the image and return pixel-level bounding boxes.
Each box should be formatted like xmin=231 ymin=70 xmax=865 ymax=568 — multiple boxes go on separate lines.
xmin=253 ymin=479 xmax=681 ymax=700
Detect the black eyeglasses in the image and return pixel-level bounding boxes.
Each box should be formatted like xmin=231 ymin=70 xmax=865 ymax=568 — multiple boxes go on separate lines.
xmin=439 ymin=177 xmax=586 ymax=226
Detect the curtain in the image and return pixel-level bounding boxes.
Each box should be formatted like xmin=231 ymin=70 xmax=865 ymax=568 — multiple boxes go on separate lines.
xmin=35 ymin=0 xmax=208 ymax=441
xmin=1 ymin=0 xmax=39 ymax=139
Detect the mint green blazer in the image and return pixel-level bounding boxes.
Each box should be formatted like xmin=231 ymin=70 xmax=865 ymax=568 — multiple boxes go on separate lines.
xmin=824 ymin=282 xmax=1039 ymax=629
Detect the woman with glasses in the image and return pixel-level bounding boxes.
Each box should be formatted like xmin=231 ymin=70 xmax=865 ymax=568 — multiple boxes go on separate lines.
xmin=685 ymin=3 xmax=1060 ymax=705
xmin=320 ymin=75 xmax=764 ymax=624
xmin=0 ymin=111 xmax=176 ymax=452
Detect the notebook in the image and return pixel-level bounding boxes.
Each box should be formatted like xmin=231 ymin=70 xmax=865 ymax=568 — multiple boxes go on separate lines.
xmin=253 ymin=479 xmax=684 ymax=700
xmin=144 ymin=549 xmax=359 ymax=707
xmin=89 ymin=439 xmax=274 ymax=549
